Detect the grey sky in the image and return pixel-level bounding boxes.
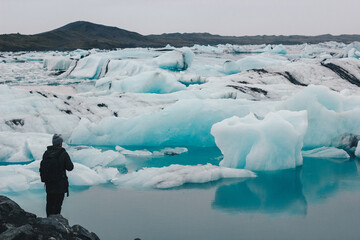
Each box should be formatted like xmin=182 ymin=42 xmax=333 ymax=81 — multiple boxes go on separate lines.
xmin=1 ymin=0 xmax=359 ymax=36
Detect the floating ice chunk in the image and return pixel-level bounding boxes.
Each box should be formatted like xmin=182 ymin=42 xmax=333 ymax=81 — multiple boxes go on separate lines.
xmin=110 ymin=71 xmax=186 ymax=93
xmin=70 ymin=54 xmax=107 ymax=79
xmin=177 ymin=73 xmax=207 ymax=86
xmin=153 ymin=147 xmax=188 ymax=156
xmin=211 ymin=110 xmax=308 ymax=170
xmin=223 ymin=55 xmax=287 ymax=74
xmin=271 ymin=45 xmax=287 ymax=55
xmin=67 ymin=163 xmax=107 ymax=186
xmin=348 ymin=48 xmax=360 ymax=59
xmin=0 ymin=132 xmax=51 ymax=162
xmin=356 ymin=141 xmax=360 ymax=157
xmin=280 ymin=85 xmax=360 ymax=149
xmin=155 ymin=48 xmax=194 ymax=71
xmin=104 ymin=59 xmax=152 ymax=78
xmin=68 ymin=147 xmax=126 ymax=168
xmin=94 ymin=166 xmax=120 ymax=182
xmin=302 ymin=147 xmax=350 ymax=159
xmin=69 ymin=49 xmax=90 ymax=60
xmin=121 ymin=149 xmax=152 ymax=157
xmin=116 ymin=146 xmax=152 ymax=158
xmin=0 ymin=165 xmax=41 ymax=193
xmin=112 ymin=163 xmax=256 ymax=189
xmin=43 ymin=57 xmax=73 ymax=71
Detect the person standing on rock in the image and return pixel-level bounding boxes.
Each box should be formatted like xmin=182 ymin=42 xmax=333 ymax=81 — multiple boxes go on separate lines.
xmin=40 ymin=134 xmax=74 ymax=217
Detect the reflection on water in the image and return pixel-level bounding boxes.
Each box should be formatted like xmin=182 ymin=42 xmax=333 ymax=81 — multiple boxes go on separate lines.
xmin=212 ymin=157 xmax=360 ymax=216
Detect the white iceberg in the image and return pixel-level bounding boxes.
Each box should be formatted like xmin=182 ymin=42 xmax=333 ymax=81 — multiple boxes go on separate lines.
xmin=211 ymin=110 xmax=308 ymax=170
xmin=223 ymin=55 xmax=288 ymax=74
xmin=155 ymin=48 xmax=194 ymax=71
xmin=112 ymin=163 xmax=256 ymax=189
xmin=356 ymin=141 xmax=360 ymax=157
xmin=280 ymin=85 xmax=360 ymax=149
xmin=110 ymin=71 xmax=186 ymax=94
xmin=67 ymin=163 xmax=119 ymax=186
xmin=43 ymin=56 xmax=73 ymax=72
xmin=68 ymin=147 xmax=126 ymax=168
xmin=302 ymin=147 xmax=350 ymax=159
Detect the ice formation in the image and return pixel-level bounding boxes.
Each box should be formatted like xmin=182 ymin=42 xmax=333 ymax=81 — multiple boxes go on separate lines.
xmin=110 ymin=71 xmax=186 ymax=93
xmin=302 ymin=147 xmax=350 ymax=159
xmin=211 ymin=110 xmax=308 ymax=170
xmin=0 ymin=132 xmax=51 ymax=163
xmin=356 ymin=141 xmax=360 ymax=157
xmin=2 ymin=42 xmax=360 ymax=193
xmin=68 ymin=147 xmax=126 ymax=168
xmin=280 ymin=85 xmax=360 ymax=149
xmin=154 ymin=48 xmax=194 ymax=71
xmin=112 ymin=163 xmax=256 ymax=189
xmin=67 ymin=163 xmax=119 ymax=186
xmin=223 ymin=55 xmax=288 ymax=74
xmin=69 ymin=99 xmax=268 ymax=147
xmin=43 ymin=57 xmax=73 ymax=72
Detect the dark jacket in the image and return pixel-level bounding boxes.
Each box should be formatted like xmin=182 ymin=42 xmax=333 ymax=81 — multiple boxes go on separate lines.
xmin=42 ymin=146 xmax=74 ymax=194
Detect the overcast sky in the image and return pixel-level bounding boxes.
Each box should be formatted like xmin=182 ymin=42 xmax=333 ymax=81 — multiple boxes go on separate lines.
xmin=1 ymin=0 xmax=359 ymax=36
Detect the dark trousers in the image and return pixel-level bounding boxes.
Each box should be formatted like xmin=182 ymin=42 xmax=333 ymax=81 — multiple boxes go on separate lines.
xmin=46 ymin=193 xmax=65 ymax=217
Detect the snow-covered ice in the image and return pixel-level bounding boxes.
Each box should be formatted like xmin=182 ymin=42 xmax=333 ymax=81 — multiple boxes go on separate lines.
xmin=112 ymin=163 xmax=256 ymax=189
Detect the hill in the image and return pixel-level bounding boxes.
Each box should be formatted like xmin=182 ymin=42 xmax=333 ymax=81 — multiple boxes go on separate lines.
xmin=1 ymin=21 xmax=360 ymax=51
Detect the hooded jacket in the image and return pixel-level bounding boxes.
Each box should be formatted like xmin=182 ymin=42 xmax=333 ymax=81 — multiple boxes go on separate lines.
xmin=41 ymin=145 xmax=74 ymax=194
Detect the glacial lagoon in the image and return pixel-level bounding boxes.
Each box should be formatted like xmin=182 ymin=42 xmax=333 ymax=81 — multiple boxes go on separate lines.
xmin=7 ymin=147 xmax=360 ymax=240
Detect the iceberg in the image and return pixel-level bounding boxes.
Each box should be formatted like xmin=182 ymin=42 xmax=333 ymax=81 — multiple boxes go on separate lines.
xmin=43 ymin=56 xmax=73 ymax=72
xmin=110 ymin=71 xmax=186 ymax=94
xmin=0 ymin=132 xmax=51 ymax=162
xmin=348 ymin=48 xmax=360 ymax=59
xmin=280 ymin=85 xmax=360 ymax=149
xmin=69 ymin=99 xmax=268 ymax=147
xmin=211 ymin=110 xmax=308 ymax=170
xmin=154 ymin=48 xmax=194 ymax=71
xmin=302 ymin=147 xmax=350 ymax=159
xmin=112 ymin=163 xmax=256 ymax=189
xmin=223 ymin=55 xmax=288 ymax=74
xmin=0 ymin=164 xmax=41 ymax=192
xmin=68 ymin=147 xmax=126 ymax=168
xmin=104 ymin=59 xmax=152 ymax=78
xmin=356 ymin=141 xmax=360 ymax=157
xmin=70 ymin=54 xmax=108 ymax=79
xmin=67 ymin=163 xmax=119 ymax=186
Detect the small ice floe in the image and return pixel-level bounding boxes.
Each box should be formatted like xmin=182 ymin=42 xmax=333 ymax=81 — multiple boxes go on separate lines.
xmin=112 ymin=163 xmax=256 ymax=189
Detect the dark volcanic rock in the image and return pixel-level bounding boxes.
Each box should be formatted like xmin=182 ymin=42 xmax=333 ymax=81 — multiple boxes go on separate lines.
xmin=0 ymin=195 xmax=100 ymax=240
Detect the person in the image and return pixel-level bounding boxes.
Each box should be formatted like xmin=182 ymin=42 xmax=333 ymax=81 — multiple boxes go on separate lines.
xmin=40 ymin=134 xmax=74 ymax=217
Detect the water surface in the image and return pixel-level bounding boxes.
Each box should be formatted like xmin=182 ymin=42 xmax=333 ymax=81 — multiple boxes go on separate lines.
xmin=8 ymin=153 xmax=360 ymax=240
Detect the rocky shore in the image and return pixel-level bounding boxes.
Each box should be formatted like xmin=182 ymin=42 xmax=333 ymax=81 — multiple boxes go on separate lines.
xmin=0 ymin=195 xmax=100 ymax=240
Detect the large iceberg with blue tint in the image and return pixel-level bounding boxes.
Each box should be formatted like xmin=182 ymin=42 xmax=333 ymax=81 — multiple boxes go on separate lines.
xmin=211 ymin=110 xmax=308 ymax=170
xmin=280 ymin=85 xmax=360 ymax=149
xmin=69 ymin=99 xmax=270 ymax=146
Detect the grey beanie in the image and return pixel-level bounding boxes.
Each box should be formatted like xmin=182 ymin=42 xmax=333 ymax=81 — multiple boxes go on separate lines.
xmin=52 ymin=134 xmax=63 ymax=146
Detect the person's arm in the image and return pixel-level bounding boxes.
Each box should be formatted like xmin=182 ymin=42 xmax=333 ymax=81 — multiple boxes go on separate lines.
xmin=62 ymin=151 xmax=74 ymax=171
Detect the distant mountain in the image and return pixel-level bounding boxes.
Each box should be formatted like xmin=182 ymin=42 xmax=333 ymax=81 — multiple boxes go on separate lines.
xmin=0 ymin=21 xmax=159 ymax=51
xmin=1 ymin=21 xmax=360 ymax=51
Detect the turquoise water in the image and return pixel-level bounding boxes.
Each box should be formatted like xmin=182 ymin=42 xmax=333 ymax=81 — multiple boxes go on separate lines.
xmin=6 ymin=148 xmax=360 ymax=240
